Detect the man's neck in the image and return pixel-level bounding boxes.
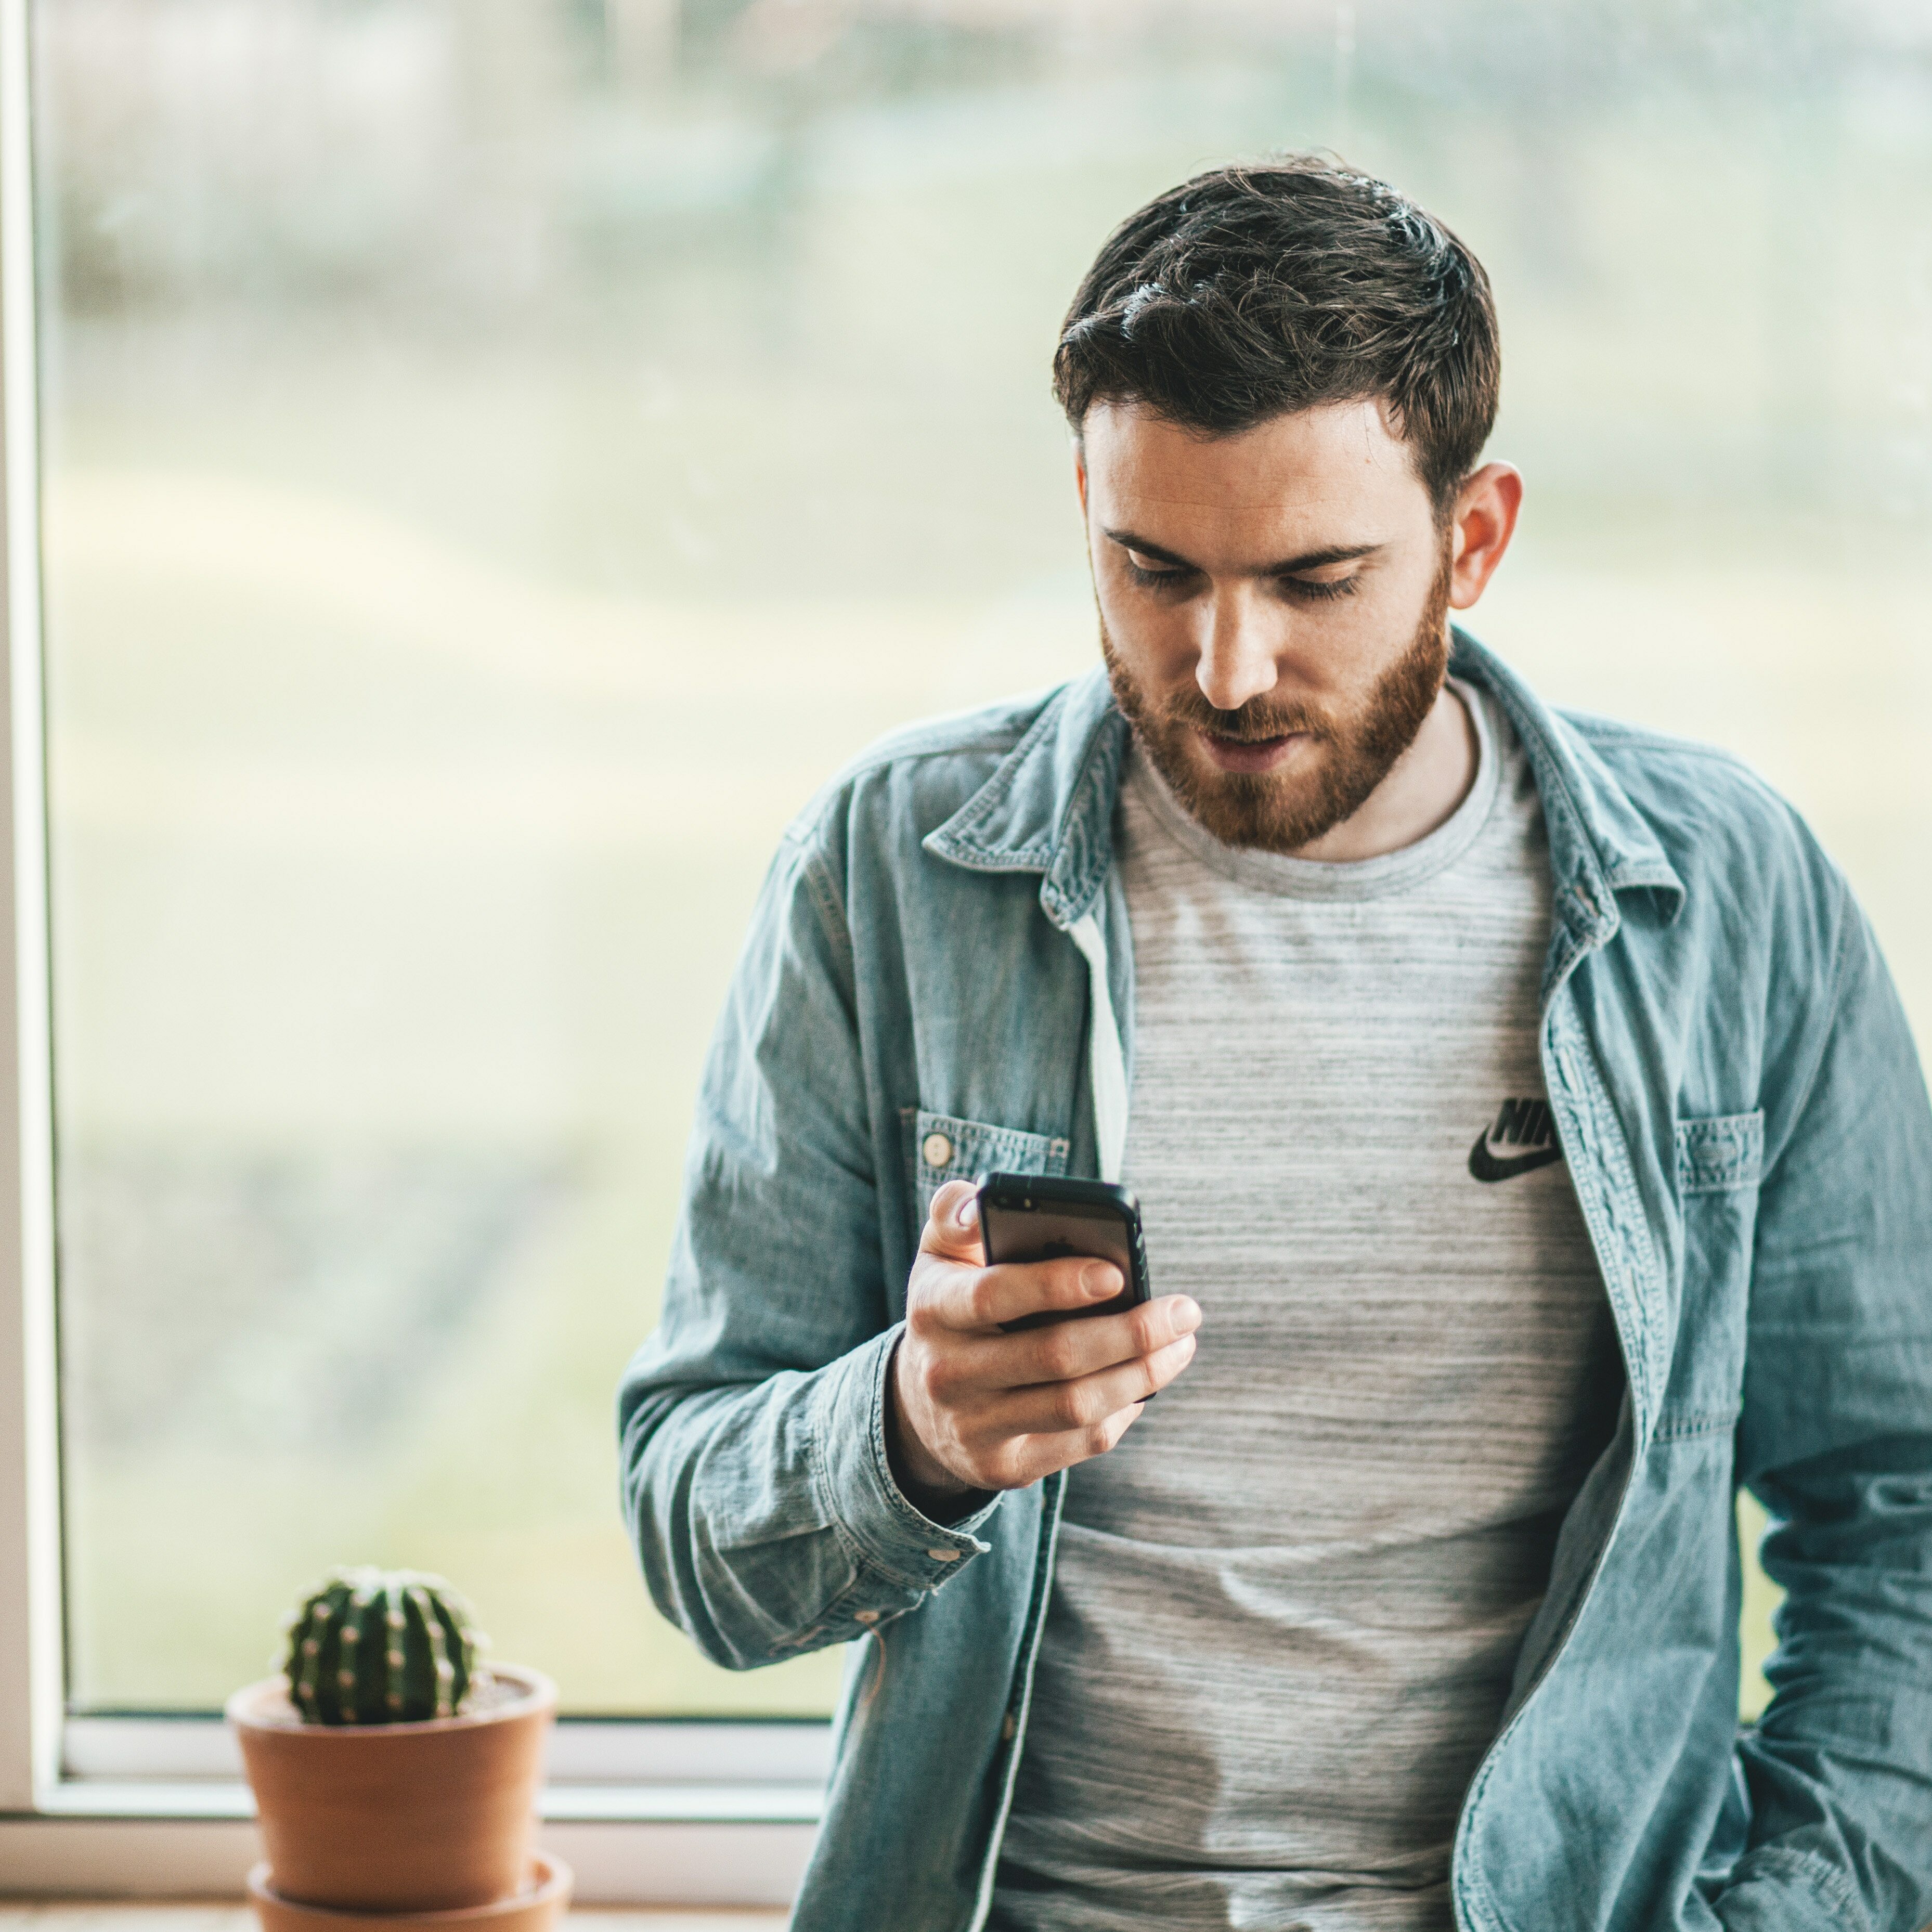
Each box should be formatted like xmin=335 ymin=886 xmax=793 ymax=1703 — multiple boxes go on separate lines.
xmin=1285 ymin=679 xmax=1479 ymax=864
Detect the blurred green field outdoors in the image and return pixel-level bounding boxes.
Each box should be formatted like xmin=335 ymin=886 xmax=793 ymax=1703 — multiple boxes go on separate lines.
xmin=35 ymin=1 xmax=1932 ymax=1718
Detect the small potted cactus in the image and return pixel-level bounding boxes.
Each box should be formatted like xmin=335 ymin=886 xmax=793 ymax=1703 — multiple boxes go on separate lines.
xmin=227 ymin=1567 xmax=563 ymax=1921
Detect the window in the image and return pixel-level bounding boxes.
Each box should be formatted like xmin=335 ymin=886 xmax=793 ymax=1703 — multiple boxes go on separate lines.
xmin=5 ymin=0 xmax=1930 ymax=1897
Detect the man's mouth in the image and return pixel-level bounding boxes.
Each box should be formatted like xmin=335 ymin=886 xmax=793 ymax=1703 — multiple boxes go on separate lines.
xmin=1198 ymin=728 xmax=1312 ymax=775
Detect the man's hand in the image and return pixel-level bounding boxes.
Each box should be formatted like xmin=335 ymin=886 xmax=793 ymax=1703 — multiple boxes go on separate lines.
xmin=886 ymin=1178 xmax=1201 ymax=1516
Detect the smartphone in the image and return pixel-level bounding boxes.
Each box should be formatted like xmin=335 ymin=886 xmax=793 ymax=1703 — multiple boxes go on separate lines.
xmin=977 ymin=1172 xmax=1152 ymax=1333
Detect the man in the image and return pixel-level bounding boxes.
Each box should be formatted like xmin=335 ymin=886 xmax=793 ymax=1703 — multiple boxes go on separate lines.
xmin=618 ymin=159 xmax=1932 ymax=1931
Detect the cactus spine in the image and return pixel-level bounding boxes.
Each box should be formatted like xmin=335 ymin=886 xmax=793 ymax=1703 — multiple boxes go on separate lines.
xmin=281 ymin=1567 xmax=487 ymax=1724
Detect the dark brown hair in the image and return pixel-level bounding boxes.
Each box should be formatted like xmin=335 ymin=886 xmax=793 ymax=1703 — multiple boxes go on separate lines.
xmin=1054 ymin=157 xmax=1500 ymax=517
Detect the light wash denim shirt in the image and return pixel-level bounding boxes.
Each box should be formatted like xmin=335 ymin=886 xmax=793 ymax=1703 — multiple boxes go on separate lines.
xmin=618 ymin=632 xmax=1932 ymax=1932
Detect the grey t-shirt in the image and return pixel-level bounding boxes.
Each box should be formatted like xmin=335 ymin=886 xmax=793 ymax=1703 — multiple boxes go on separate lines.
xmin=991 ymin=683 xmax=1621 ymax=1932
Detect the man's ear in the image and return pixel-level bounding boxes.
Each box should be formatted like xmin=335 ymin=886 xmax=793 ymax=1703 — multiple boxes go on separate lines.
xmin=1448 ymin=462 xmax=1523 ymax=610
xmin=1073 ymin=435 xmax=1088 ymax=520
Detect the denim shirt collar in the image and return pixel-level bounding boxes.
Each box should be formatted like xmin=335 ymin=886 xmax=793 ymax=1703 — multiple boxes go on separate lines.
xmin=921 ymin=665 xmax=1132 ymax=930
xmin=924 ymin=628 xmax=1686 ymax=943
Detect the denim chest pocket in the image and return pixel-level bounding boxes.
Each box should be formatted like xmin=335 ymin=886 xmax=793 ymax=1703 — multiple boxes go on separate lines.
xmin=1657 ymin=1109 xmax=1765 ymax=1433
xmin=1675 ymin=1110 xmax=1765 ymax=1193
xmin=901 ymin=1107 xmax=1070 ymax=1237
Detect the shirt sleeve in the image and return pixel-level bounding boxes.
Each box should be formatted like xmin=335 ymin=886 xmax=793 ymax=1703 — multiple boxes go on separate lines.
xmin=615 ymin=822 xmax=997 ymax=1672
xmin=1720 ymin=892 xmax=1932 ymax=1929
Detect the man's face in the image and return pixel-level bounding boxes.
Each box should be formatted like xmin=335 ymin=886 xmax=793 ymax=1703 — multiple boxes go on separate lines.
xmin=1079 ymin=398 xmax=1454 ymax=854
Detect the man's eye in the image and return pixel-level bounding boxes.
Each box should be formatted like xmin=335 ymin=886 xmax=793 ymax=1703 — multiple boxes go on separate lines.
xmin=1280 ymin=574 xmax=1359 ymax=602
xmin=1123 ymin=553 xmax=1191 ymax=588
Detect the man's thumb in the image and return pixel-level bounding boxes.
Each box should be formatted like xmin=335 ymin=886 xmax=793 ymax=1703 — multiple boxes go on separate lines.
xmin=921 ymin=1178 xmax=984 ymax=1260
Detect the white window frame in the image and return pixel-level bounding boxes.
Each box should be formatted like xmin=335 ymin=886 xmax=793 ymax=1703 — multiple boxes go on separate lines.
xmin=0 ymin=0 xmax=825 ymax=1898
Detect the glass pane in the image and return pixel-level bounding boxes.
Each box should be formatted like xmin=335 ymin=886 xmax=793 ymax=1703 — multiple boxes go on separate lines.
xmin=36 ymin=0 xmax=1928 ymax=1714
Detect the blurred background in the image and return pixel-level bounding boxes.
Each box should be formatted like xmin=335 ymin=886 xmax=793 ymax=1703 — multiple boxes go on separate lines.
xmin=29 ymin=0 xmax=1932 ymax=1717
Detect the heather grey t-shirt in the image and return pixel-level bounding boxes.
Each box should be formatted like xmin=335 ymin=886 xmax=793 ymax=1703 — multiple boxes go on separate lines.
xmin=991 ymin=682 xmax=1621 ymax=1932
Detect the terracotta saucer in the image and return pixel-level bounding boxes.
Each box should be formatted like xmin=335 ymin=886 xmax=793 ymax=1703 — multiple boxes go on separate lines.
xmin=246 ymin=1852 xmax=573 ymax=1931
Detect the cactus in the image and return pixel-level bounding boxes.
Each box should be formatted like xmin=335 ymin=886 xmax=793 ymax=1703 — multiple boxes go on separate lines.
xmin=279 ymin=1566 xmax=488 ymax=1725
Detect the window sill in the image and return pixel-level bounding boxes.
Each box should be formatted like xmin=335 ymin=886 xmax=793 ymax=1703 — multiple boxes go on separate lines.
xmin=0 ymin=1910 xmax=786 ymax=1930
xmin=0 ymin=1810 xmax=815 ymax=1902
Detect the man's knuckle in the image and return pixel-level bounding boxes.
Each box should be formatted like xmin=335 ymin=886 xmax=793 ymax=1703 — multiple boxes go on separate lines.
xmin=965 ymin=1270 xmax=1000 ymax=1327
xmin=1036 ymin=1328 xmax=1079 ymax=1381
xmin=1052 ymin=1382 xmax=1095 ymax=1430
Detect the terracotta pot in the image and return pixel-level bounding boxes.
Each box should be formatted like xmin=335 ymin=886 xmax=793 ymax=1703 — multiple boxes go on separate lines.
xmin=244 ymin=1851 xmax=572 ymax=1932
xmin=228 ymin=1664 xmax=557 ymax=1913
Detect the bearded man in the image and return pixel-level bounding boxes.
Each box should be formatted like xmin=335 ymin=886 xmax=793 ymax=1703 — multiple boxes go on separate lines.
xmin=618 ymin=160 xmax=1932 ymax=1932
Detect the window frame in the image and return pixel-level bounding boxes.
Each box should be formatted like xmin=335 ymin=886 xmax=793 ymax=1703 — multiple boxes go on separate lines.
xmin=0 ymin=0 xmax=825 ymax=1899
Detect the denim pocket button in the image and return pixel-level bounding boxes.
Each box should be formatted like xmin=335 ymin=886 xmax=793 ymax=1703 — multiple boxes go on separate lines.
xmin=922 ymin=1132 xmax=954 ymax=1169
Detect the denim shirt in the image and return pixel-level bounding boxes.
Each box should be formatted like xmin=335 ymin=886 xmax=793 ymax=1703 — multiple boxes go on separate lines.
xmin=618 ymin=631 xmax=1932 ymax=1932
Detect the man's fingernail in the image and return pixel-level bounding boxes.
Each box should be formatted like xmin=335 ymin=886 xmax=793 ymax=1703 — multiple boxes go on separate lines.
xmin=1081 ymin=1265 xmax=1116 ymax=1296
xmin=954 ymin=1194 xmax=979 ymax=1228
xmin=1176 ymin=1297 xmax=1202 ymax=1329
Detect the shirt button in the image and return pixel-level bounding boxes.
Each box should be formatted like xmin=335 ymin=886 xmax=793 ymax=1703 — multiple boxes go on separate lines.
xmin=854 ymin=1610 xmax=880 ymax=1625
xmin=927 ymin=1548 xmax=961 ymax=1562
xmin=922 ymin=1132 xmax=954 ymax=1170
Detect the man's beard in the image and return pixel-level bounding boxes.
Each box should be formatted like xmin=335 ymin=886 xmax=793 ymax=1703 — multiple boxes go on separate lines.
xmin=1104 ymin=549 xmax=1454 ymax=855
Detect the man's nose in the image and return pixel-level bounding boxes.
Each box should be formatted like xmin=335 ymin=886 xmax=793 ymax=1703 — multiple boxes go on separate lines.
xmin=1195 ymin=588 xmax=1277 ymax=713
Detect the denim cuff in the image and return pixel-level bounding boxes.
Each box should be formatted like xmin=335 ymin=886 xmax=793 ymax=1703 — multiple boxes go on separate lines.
xmin=812 ymin=1322 xmax=998 ymax=1592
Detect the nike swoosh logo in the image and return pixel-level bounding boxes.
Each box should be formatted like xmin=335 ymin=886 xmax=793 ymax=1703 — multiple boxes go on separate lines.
xmin=1468 ymin=1133 xmax=1563 ymax=1182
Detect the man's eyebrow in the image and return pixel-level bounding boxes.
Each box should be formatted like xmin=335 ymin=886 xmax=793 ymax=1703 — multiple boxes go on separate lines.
xmin=1103 ymin=529 xmax=1385 ymax=575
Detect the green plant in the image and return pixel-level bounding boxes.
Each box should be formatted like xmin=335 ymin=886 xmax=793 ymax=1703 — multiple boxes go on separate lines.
xmin=281 ymin=1567 xmax=487 ymax=1724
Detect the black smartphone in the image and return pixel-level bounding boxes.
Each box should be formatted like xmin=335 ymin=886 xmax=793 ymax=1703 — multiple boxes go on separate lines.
xmin=977 ymin=1172 xmax=1152 ymax=1333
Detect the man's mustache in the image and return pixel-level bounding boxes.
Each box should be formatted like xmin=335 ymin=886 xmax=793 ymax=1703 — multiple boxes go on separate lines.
xmin=1157 ymin=694 xmax=1336 ymax=744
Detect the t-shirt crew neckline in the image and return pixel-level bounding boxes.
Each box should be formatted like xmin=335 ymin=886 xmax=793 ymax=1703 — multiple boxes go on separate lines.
xmin=1122 ymin=677 xmax=1500 ymax=902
